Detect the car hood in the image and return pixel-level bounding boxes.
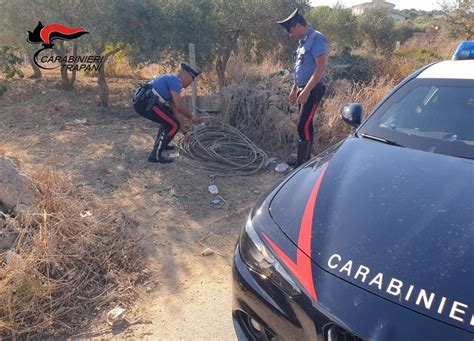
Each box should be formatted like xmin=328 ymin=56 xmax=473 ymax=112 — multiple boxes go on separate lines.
xmin=269 ymin=137 xmax=474 ymax=332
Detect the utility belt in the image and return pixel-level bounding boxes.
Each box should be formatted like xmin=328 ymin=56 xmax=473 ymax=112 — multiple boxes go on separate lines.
xmin=297 ymin=82 xmax=324 ymax=91
xmin=133 ymin=83 xmax=168 ymax=112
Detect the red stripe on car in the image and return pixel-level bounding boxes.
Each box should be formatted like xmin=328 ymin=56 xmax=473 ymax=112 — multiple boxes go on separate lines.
xmin=263 ymin=163 xmax=328 ymax=301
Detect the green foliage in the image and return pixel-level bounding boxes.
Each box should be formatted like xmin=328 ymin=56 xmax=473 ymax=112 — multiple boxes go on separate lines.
xmin=393 ymin=21 xmax=415 ymax=43
xmin=209 ymin=0 xmax=310 ymax=87
xmin=0 ymin=45 xmax=23 ymax=97
xmin=358 ymin=7 xmax=396 ymax=53
xmin=0 ymin=46 xmax=23 ymax=79
xmin=400 ymin=8 xmax=431 ymax=19
xmin=379 ymin=47 xmax=443 ymax=80
xmin=105 ymin=0 xmax=169 ymax=65
xmin=328 ymin=48 xmax=375 ymax=83
xmin=439 ymin=0 xmax=474 ymax=39
xmin=412 ymin=21 xmax=431 ymax=33
xmin=159 ymin=0 xmax=218 ymax=67
xmin=394 ymin=47 xmax=441 ymax=64
xmin=306 ymin=5 xmax=358 ymax=52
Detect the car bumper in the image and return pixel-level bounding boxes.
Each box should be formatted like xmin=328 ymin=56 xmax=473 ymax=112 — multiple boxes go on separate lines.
xmin=232 ymin=244 xmax=473 ymax=341
xmin=232 ymin=244 xmax=361 ymax=341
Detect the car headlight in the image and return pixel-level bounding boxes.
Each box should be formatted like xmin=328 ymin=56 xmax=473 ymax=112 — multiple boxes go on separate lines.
xmin=239 ymin=218 xmax=301 ymax=297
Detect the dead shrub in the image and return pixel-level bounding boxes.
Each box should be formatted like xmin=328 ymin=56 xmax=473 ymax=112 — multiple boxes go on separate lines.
xmin=225 ymin=57 xmax=285 ymax=86
xmin=315 ymin=76 xmax=396 ymax=153
xmin=219 ymin=73 xmax=297 ymax=156
xmin=105 ymin=54 xmax=142 ymax=79
xmin=219 ymin=75 xmax=397 ymax=157
xmin=0 ymin=167 xmax=143 ymax=339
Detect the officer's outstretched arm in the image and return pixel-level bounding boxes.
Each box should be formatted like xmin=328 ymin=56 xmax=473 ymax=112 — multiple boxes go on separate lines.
xmin=170 ymin=91 xmax=200 ymax=124
xmin=170 ymin=91 xmax=192 ymax=119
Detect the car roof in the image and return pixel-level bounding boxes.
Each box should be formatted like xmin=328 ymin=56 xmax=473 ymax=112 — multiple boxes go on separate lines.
xmin=416 ymin=60 xmax=474 ymax=80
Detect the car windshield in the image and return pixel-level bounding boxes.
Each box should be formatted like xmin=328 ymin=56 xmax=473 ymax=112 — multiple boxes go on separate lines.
xmin=359 ymin=78 xmax=474 ymax=159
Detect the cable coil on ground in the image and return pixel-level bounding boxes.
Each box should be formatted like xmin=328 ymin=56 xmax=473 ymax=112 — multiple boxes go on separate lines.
xmin=178 ymin=116 xmax=268 ymax=175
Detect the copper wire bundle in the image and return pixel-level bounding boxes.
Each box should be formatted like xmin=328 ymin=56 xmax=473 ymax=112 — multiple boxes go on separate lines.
xmin=178 ymin=117 xmax=268 ymax=175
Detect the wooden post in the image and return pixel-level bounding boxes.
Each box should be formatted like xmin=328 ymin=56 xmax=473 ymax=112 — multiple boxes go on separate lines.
xmin=189 ymin=43 xmax=197 ymax=116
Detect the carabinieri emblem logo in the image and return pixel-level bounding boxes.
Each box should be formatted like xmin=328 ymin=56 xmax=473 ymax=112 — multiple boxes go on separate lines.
xmin=27 ymin=22 xmax=103 ymax=71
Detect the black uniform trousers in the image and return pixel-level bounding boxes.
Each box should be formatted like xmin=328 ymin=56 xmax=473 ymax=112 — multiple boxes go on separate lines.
xmin=297 ymin=82 xmax=326 ymax=142
xmin=133 ymin=98 xmax=180 ymax=159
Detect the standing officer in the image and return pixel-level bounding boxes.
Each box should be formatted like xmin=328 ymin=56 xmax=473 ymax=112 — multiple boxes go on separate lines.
xmin=278 ymin=9 xmax=328 ymax=166
xmin=133 ymin=63 xmax=201 ymax=164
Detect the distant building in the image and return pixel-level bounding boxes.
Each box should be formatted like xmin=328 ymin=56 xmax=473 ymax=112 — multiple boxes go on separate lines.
xmin=351 ymin=0 xmax=408 ymax=21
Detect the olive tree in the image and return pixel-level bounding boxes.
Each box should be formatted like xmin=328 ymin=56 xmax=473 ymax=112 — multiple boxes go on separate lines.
xmin=358 ymin=7 xmax=396 ymax=53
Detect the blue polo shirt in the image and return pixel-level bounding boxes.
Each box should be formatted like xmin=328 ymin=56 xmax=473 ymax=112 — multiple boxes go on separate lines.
xmin=149 ymin=74 xmax=182 ymax=102
xmin=294 ymin=28 xmax=328 ymax=87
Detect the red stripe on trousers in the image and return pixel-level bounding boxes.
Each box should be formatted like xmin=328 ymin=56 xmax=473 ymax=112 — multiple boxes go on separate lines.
xmin=152 ymin=106 xmax=178 ymax=137
xmin=304 ymin=102 xmax=318 ymax=141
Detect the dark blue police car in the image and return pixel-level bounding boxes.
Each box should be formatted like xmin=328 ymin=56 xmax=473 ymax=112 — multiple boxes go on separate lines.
xmin=232 ymin=44 xmax=474 ymax=340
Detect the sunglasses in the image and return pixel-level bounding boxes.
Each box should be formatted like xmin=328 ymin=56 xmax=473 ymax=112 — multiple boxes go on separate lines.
xmin=286 ymin=24 xmax=297 ymax=33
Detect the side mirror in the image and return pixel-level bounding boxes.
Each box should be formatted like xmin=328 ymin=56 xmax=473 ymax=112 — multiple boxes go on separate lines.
xmin=340 ymin=103 xmax=363 ymax=127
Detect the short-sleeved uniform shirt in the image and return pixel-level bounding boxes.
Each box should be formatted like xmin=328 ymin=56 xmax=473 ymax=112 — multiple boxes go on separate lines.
xmin=294 ymin=28 xmax=328 ymax=87
xmin=149 ymin=74 xmax=182 ymax=102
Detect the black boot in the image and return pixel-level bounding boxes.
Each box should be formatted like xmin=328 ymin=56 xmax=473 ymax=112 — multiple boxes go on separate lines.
xmin=305 ymin=138 xmax=313 ymax=162
xmin=148 ymin=131 xmax=174 ymax=164
xmin=287 ymin=156 xmax=298 ymax=167
xmin=296 ymin=140 xmax=312 ymax=167
xmin=155 ymin=126 xmax=175 ymax=151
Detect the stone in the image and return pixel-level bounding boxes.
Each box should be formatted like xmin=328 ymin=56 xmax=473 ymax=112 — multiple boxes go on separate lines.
xmin=6 ymin=250 xmax=23 ymax=266
xmin=106 ymin=307 xmax=127 ymax=326
xmin=201 ymin=247 xmax=214 ymax=256
xmin=182 ymin=94 xmax=222 ymax=113
xmin=275 ymin=163 xmax=289 ymax=173
xmin=0 ymin=231 xmax=18 ymax=253
xmin=0 ymin=157 xmax=39 ymax=212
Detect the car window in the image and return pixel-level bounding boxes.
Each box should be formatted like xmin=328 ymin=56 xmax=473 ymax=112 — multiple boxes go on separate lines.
xmin=379 ymin=84 xmax=474 ymax=141
xmin=359 ymin=78 xmax=474 ymax=159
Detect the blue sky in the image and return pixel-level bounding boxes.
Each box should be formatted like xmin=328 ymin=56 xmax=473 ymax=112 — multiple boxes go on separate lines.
xmin=310 ymin=0 xmax=442 ymax=11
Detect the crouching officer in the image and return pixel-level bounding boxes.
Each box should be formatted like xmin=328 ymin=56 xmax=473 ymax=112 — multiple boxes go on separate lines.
xmin=278 ymin=9 xmax=328 ymax=166
xmin=133 ymin=63 xmax=201 ymax=164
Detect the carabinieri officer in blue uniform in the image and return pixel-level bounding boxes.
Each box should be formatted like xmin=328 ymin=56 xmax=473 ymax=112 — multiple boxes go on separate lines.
xmin=133 ymin=63 xmax=202 ymax=164
xmin=278 ymin=9 xmax=328 ymax=166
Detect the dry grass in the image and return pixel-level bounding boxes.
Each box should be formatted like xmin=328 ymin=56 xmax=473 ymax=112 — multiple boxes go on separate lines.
xmin=373 ymin=38 xmax=463 ymax=82
xmin=0 ymin=166 xmax=144 ymax=339
xmin=104 ymin=55 xmax=142 ymax=79
xmin=135 ymin=62 xmax=219 ymax=95
xmin=315 ymin=76 xmax=397 ymax=152
xmin=137 ymin=62 xmax=176 ymax=80
xmin=225 ymin=57 xmax=285 ymax=85
xmin=219 ymin=74 xmax=397 ymax=157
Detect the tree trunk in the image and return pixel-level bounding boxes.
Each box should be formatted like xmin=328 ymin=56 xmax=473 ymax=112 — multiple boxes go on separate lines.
xmin=215 ymin=28 xmax=241 ymax=92
xmin=216 ymin=58 xmax=227 ymax=91
xmin=58 ymin=42 xmax=73 ymax=90
xmin=70 ymin=43 xmax=78 ymax=87
xmin=97 ymin=48 xmax=122 ymax=107
xmin=97 ymin=62 xmax=108 ymax=107
xmin=27 ymin=53 xmax=42 ymax=79
xmin=370 ymin=37 xmax=378 ymax=51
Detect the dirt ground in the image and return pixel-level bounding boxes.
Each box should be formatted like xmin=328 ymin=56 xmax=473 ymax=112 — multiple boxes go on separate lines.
xmin=0 ymin=72 xmax=282 ymax=340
